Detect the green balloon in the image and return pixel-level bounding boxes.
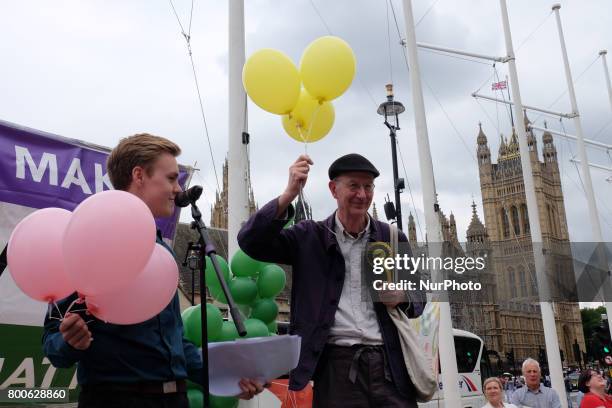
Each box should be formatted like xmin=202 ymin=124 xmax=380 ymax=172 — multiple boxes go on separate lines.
xmin=205 ymin=255 xmax=230 ymax=291
xmin=210 ymin=394 xmax=239 ymax=408
xmin=229 ymin=277 xmax=258 ymax=305
xmin=251 ymin=298 xmax=279 ymax=324
xmin=267 ymin=320 xmax=278 ymax=334
xmin=231 ymin=250 xmax=263 ymax=278
xmin=209 ymin=286 xmax=228 ymax=304
xmin=244 ymin=318 xmax=269 ymax=338
xmin=183 ymin=304 xmax=223 ymax=346
xmin=186 ymin=379 xmax=202 ymax=391
xmin=257 ymin=264 xmax=286 ymax=298
xmin=181 ymin=305 xmax=198 ymax=321
xmin=238 ymin=304 xmax=252 ymax=319
xmin=219 ymin=320 xmax=239 ymax=341
xmin=187 ymin=389 xmax=203 ymax=408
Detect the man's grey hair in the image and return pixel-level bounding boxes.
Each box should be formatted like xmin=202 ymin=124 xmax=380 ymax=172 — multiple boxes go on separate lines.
xmin=522 ymin=358 xmax=541 ymax=373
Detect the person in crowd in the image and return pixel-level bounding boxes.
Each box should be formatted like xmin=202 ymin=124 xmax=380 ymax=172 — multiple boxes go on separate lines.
xmin=510 ymin=358 xmax=561 ymax=408
xmin=481 ymin=377 xmax=518 ymax=408
xmin=578 ymin=369 xmax=612 ymax=408
xmin=43 ymin=133 xmax=265 ymax=408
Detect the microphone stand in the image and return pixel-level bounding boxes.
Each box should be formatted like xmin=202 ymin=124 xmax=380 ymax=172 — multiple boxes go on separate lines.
xmin=187 ymin=199 xmax=246 ymax=408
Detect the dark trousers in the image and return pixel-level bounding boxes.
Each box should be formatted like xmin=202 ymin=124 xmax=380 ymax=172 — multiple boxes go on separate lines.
xmin=312 ymin=344 xmax=417 ymax=408
xmin=78 ymin=386 xmax=189 ymax=408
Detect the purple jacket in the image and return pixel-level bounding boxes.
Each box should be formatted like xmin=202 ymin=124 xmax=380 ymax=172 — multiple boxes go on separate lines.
xmin=238 ymin=198 xmax=426 ymax=398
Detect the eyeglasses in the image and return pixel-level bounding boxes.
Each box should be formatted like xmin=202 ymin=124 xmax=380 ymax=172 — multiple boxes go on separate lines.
xmin=335 ymin=180 xmax=375 ymax=193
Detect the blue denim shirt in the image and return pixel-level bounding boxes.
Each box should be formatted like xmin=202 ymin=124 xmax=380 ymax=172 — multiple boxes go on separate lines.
xmin=42 ymin=231 xmax=202 ymax=385
xmin=509 ymin=383 xmax=562 ymax=408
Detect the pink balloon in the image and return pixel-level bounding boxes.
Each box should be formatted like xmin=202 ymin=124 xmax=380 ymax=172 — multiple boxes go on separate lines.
xmin=85 ymin=244 xmax=179 ymax=325
xmin=63 ymin=190 xmax=156 ymax=296
xmin=7 ymin=208 xmax=74 ymax=302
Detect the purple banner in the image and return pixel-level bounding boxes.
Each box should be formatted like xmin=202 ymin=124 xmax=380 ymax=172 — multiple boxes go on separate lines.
xmin=0 ymin=119 xmax=190 ymax=239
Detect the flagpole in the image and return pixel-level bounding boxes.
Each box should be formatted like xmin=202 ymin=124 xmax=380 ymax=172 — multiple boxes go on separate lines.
xmin=500 ymin=1 xmax=567 ymax=405
xmin=505 ymin=75 xmax=514 ymax=127
xmin=228 ymin=0 xmax=249 ymax=258
xmin=552 ymin=4 xmax=612 ymax=345
xmin=600 ymin=50 xmax=612 ymax=113
xmin=401 ymin=1 xmax=462 ymax=405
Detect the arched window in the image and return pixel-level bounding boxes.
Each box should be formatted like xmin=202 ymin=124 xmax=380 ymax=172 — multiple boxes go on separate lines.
xmin=521 ymin=204 xmax=530 ymax=234
xmin=511 ymin=206 xmax=520 ymax=236
xmin=547 ymin=204 xmax=555 ymax=238
xmin=502 ymin=208 xmax=510 ymax=238
xmin=552 ymin=206 xmax=560 ymax=237
xmin=508 ymin=267 xmax=517 ymax=298
xmin=518 ymin=265 xmax=527 ymax=297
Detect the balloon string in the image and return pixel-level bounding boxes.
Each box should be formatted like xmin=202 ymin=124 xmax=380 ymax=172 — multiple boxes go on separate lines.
xmin=296 ymin=125 xmax=308 ymax=155
xmin=47 ymin=302 xmax=61 ymax=321
xmin=62 ymin=296 xmax=86 ymax=320
xmin=295 ymin=126 xmax=310 ymax=219
xmin=294 ymin=102 xmax=323 ymax=221
xmin=306 ymin=103 xmax=322 ymax=142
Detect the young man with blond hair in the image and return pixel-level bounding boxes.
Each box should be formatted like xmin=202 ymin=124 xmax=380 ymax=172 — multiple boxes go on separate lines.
xmin=43 ymin=133 xmax=264 ymax=408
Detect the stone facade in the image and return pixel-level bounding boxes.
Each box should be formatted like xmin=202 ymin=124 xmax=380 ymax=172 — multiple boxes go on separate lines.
xmin=473 ymin=115 xmax=584 ymax=367
xmin=405 ymin=116 xmax=585 ymax=368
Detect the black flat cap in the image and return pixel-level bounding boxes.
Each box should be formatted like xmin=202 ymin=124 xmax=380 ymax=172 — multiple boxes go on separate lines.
xmin=328 ymin=153 xmax=380 ymax=179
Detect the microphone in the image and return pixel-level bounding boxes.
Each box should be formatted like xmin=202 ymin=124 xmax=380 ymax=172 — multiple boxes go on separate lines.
xmin=174 ymin=185 xmax=203 ymax=207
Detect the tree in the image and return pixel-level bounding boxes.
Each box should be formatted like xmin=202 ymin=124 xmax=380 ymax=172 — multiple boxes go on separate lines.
xmin=582 ymin=306 xmax=612 ymax=364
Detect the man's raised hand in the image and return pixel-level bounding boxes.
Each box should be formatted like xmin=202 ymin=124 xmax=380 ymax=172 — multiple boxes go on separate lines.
xmin=277 ymin=155 xmax=313 ymax=216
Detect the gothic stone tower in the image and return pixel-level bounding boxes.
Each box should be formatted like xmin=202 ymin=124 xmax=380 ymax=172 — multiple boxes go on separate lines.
xmin=476 ymin=115 xmax=584 ymax=366
xmin=210 ymin=158 xmax=257 ymax=229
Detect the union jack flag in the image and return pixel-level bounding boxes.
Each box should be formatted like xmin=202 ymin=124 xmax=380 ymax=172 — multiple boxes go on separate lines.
xmin=492 ymin=80 xmax=507 ymax=90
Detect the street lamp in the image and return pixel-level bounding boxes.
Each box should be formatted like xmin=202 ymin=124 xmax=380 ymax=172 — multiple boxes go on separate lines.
xmin=377 ymin=83 xmax=406 ymax=230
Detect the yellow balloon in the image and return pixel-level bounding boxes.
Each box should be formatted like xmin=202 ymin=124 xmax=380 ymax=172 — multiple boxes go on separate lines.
xmin=242 ymin=49 xmax=300 ymax=115
xmin=300 ymin=36 xmax=356 ymax=102
xmin=282 ymin=90 xmax=335 ymax=143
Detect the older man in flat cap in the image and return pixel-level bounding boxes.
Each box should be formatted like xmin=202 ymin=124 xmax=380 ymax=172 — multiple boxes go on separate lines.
xmin=238 ymin=154 xmax=425 ymax=407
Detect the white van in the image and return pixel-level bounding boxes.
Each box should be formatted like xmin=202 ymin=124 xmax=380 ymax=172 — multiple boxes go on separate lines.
xmin=419 ymin=329 xmax=487 ymax=408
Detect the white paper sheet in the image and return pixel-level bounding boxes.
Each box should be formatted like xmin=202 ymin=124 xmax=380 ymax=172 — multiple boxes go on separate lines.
xmin=208 ymin=334 xmax=301 ymax=397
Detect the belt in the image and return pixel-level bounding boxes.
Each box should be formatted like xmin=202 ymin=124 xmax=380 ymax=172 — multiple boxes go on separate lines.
xmin=326 ymin=344 xmax=392 ymax=384
xmin=82 ymin=379 xmax=187 ymax=394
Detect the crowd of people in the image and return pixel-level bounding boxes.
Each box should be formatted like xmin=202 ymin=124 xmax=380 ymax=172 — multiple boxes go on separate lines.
xmin=481 ymin=358 xmax=612 ymax=408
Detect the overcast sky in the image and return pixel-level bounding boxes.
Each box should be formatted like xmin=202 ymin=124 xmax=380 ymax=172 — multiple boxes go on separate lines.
xmin=1 ymin=0 xmax=611 ymax=243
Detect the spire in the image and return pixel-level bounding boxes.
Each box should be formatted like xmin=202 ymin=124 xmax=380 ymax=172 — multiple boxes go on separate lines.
xmin=542 ymin=120 xmax=553 ymax=144
xmin=372 ymin=202 xmax=379 ymax=221
xmin=467 ymin=200 xmax=488 ymax=242
xmin=499 ymin=129 xmax=519 ymax=161
xmin=449 ymin=212 xmax=458 ymax=242
xmin=542 ymin=121 xmax=557 ymax=163
xmin=408 ymin=212 xmax=417 ymax=244
xmin=498 ymin=133 xmax=507 ymax=157
xmin=477 ymin=122 xmax=491 ymax=166
xmin=477 ymin=122 xmax=488 ymax=145
xmin=523 ymin=109 xmax=531 ymax=130
xmin=527 ymin=116 xmax=537 ymax=155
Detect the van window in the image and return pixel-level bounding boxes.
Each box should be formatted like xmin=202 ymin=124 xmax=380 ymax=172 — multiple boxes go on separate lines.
xmin=454 ymin=336 xmax=481 ymax=373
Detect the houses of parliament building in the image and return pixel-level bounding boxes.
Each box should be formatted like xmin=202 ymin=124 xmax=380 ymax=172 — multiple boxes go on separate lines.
xmin=404 ymin=114 xmax=585 ymax=368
